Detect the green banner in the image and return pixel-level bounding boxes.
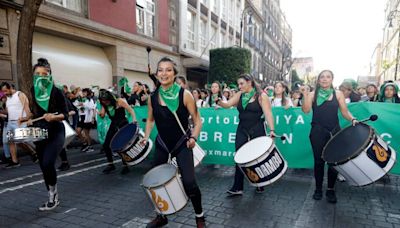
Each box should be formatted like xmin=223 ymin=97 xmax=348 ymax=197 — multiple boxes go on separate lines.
xmin=98 ymin=103 xmax=400 ymax=174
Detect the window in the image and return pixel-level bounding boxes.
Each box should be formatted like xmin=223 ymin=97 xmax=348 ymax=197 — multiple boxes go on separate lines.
xmin=200 ymin=0 xmax=208 ymax=6
xmin=200 ymin=19 xmax=207 ymax=52
xmin=210 ymin=0 xmax=218 ymax=13
xmin=136 ymin=0 xmax=155 ymax=37
xmin=210 ymin=26 xmax=218 ymax=49
xmin=228 ymin=0 xmax=234 ymax=25
xmin=46 ymin=0 xmax=82 ymax=13
xmin=187 ymin=11 xmax=196 ymax=50
xmin=221 ymin=0 xmax=227 ymax=20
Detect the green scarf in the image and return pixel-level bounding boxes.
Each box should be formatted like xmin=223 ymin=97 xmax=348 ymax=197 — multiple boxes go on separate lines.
xmin=211 ymin=94 xmax=219 ymax=106
xmin=107 ymin=105 xmax=115 ymax=117
xmin=267 ymin=89 xmax=274 ymax=97
xmin=384 ymin=98 xmax=394 ymax=103
xmin=317 ymin=88 xmax=334 ymax=106
xmin=118 ymin=77 xmax=131 ymax=94
xmin=159 ymin=83 xmax=181 ymax=113
xmin=242 ymin=88 xmax=256 ymax=109
xmin=33 ymin=75 xmax=53 ymax=111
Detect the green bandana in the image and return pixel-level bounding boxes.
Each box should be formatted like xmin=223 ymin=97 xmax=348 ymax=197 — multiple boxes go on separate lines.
xmin=211 ymin=94 xmax=219 ymax=106
xmin=107 ymin=105 xmax=115 ymax=117
xmin=33 ymin=75 xmax=53 ymax=111
xmin=242 ymin=88 xmax=256 ymax=109
xmin=118 ymin=77 xmax=131 ymax=94
xmin=159 ymin=83 xmax=181 ymax=113
xmin=384 ymin=98 xmax=394 ymax=103
xmin=78 ymin=97 xmax=87 ymax=102
xmin=267 ymin=90 xmax=274 ymax=97
xmin=317 ymin=88 xmax=334 ymax=106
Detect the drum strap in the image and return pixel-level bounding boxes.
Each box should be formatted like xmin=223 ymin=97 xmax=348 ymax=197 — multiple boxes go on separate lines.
xmin=156 ymin=133 xmax=190 ymax=158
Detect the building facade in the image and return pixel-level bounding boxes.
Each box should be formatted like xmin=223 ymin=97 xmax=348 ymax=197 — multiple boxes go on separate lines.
xmin=291 ymin=57 xmax=315 ymax=84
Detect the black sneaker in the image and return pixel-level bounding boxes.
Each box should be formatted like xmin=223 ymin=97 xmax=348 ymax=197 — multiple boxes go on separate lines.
xmin=312 ymin=189 xmax=323 ymax=200
xmin=195 ymin=216 xmax=206 ymax=228
xmin=226 ymin=189 xmax=243 ymax=196
xmin=5 ymin=161 xmax=20 ymax=169
xmin=326 ymin=190 xmax=337 ymax=204
xmin=57 ymin=163 xmax=70 ymax=171
xmin=38 ymin=200 xmax=60 ymax=211
xmin=120 ymin=166 xmax=130 ymax=175
xmin=0 ymin=157 xmax=11 ymax=165
xmin=85 ymin=146 xmax=95 ymax=153
xmin=146 ymin=215 xmax=168 ymax=228
xmin=102 ymin=164 xmax=116 ymax=174
xmin=255 ymin=187 xmax=264 ymax=194
xmin=31 ymin=153 xmax=38 ymax=163
xmin=81 ymin=145 xmax=90 ymax=152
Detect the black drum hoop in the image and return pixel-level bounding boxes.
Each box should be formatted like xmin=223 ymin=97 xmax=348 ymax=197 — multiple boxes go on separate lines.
xmin=322 ymin=123 xmax=375 ymax=165
xmin=110 ymin=123 xmax=140 ymax=153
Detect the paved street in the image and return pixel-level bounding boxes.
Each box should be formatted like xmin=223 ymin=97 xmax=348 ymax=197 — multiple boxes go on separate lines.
xmin=0 ymin=146 xmax=399 ymax=228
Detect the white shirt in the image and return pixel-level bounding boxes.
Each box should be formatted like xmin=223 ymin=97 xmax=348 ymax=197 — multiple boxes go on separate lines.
xmin=74 ymin=98 xmax=96 ymax=123
xmin=270 ymin=97 xmax=293 ymax=107
xmin=6 ymin=91 xmax=26 ymax=121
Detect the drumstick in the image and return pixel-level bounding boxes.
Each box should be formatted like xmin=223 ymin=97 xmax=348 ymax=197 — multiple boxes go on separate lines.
xmin=267 ymin=133 xmax=286 ymax=141
xmin=22 ymin=112 xmax=59 ymax=124
xmin=359 ymin=115 xmax=378 ymax=123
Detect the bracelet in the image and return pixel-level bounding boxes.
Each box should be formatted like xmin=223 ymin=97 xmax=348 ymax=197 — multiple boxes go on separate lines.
xmin=270 ymin=129 xmax=275 ymax=132
xmin=351 ymin=118 xmax=356 ymax=122
xmin=189 ymin=136 xmax=197 ymax=142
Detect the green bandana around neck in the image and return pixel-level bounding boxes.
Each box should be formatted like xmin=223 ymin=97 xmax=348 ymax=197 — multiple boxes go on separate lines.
xmin=159 ymin=83 xmax=181 ymax=113
xmin=242 ymin=88 xmax=256 ymax=109
xmin=107 ymin=105 xmax=115 ymax=117
xmin=384 ymin=98 xmax=395 ymax=103
xmin=317 ymin=88 xmax=334 ymax=106
xmin=33 ymin=75 xmax=53 ymax=111
xmin=211 ymin=94 xmax=219 ymax=106
xmin=118 ymin=77 xmax=131 ymax=94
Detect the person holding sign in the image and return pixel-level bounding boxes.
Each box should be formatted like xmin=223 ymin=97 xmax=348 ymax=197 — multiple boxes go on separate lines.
xmin=22 ymin=58 xmax=69 ymax=211
xmin=216 ymin=74 xmax=275 ymax=195
xmin=301 ymin=70 xmax=358 ymax=204
xmin=140 ymin=57 xmax=205 ymax=228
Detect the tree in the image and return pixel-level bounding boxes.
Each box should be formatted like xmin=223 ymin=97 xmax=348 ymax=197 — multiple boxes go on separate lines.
xmin=209 ymin=47 xmax=251 ymax=85
xmin=17 ymin=0 xmax=43 ymax=101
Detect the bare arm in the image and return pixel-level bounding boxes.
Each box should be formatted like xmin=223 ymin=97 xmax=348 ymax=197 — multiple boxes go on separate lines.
xmin=118 ymin=98 xmax=137 ymax=122
xmin=301 ymin=91 xmax=314 ymax=113
xmin=18 ymin=92 xmax=32 ymax=119
xmin=260 ymin=94 xmax=275 ymax=134
xmin=336 ymin=91 xmax=355 ymax=122
xmin=218 ymin=91 xmax=241 ymax=108
xmin=141 ymin=96 xmax=155 ymax=144
xmin=99 ymin=105 xmax=106 ymax=118
xmin=184 ymin=90 xmax=202 ymax=149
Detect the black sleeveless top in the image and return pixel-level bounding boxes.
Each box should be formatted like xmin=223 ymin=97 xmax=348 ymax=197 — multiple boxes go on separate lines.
xmin=106 ymin=105 xmax=128 ymax=127
xmin=151 ymin=88 xmax=189 ymax=151
xmin=312 ymin=91 xmax=339 ymax=132
xmin=237 ymin=94 xmax=264 ymax=130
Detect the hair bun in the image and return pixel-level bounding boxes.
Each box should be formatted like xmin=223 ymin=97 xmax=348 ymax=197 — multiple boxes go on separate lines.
xmin=37 ymin=58 xmax=49 ymax=66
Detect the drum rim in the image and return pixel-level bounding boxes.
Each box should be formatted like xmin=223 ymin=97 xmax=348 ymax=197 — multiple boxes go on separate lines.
xmin=234 ymin=136 xmax=274 ymax=164
xmin=322 ymin=123 xmax=374 ymax=165
xmin=142 ymin=163 xmax=178 ymax=188
xmin=110 ymin=122 xmax=139 ymax=152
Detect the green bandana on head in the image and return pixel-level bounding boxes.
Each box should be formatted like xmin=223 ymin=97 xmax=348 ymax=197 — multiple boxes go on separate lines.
xmin=317 ymin=88 xmax=334 ymax=106
xmin=118 ymin=77 xmax=131 ymax=94
xmin=33 ymin=75 xmax=53 ymax=111
xmin=241 ymin=88 xmax=256 ymax=109
xmin=159 ymin=83 xmax=181 ymax=113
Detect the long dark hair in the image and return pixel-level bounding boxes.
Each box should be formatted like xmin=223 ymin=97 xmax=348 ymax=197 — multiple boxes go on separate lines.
xmin=273 ymin=81 xmax=289 ymax=106
xmin=33 ymin=58 xmax=52 ymax=74
xmin=313 ymin=70 xmax=334 ymax=104
xmin=208 ymin=81 xmax=224 ymax=106
xmin=237 ymin=73 xmax=261 ymax=98
xmin=99 ymin=89 xmax=118 ymax=107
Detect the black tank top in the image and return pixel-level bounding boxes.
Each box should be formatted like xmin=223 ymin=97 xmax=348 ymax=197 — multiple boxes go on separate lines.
xmin=237 ymin=94 xmax=264 ymax=129
xmin=106 ymin=105 xmax=128 ymax=127
xmin=312 ymin=91 xmax=339 ymax=131
xmin=151 ymin=88 xmax=189 ymax=151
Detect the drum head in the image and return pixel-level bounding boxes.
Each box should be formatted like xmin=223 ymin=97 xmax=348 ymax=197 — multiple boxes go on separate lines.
xmin=235 ymin=136 xmax=273 ymax=164
xmin=323 ymin=123 xmax=372 ymax=164
xmin=142 ymin=164 xmax=177 ymax=188
xmin=110 ymin=123 xmax=138 ymax=152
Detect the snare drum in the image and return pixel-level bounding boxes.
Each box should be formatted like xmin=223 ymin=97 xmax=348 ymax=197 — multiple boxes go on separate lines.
xmin=110 ymin=123 xmax=152 ymax=166
xmin=322 ymin=123 xmax=396 ymax=186
xmin=7 ymin=127 xmax=48 ymax=143
xmin=142 ymin=164 xmax=188 ymax=215
xmin=234 ymin=136 xmax=288 ymax=187
xmin=63 ymin=120 xmax=76 ymax=148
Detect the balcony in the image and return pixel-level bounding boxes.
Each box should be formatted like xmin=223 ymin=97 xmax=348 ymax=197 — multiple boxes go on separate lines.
xmin=244 ymin=31 xmax=250 ymax=42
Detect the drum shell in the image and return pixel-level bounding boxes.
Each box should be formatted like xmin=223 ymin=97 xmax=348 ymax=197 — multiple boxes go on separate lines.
xmin=7 ymin=127 xmax=48 ymax=143
xmin=236 ymin=142 xmax=288 ymax=187
xmin=142 ymin=165 xmax=188 ymax=215
xmin=331 ymin=134 xmax=397 ymax=186
xmin=117 ymin=131 xmax=153 ymax=166
xmin=63 ymin=120 xmax=76 ymax=148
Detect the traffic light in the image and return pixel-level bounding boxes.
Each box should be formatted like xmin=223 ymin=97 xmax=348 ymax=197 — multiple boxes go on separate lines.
xmin=0 ymin=36 xmax=3 ymax=48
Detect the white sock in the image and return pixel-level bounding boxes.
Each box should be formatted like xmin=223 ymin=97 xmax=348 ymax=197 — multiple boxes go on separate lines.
xmin=195 ymin=212 xmax=204 ymax=218
xmin=48 ymin=184 xmax=58 ymax=203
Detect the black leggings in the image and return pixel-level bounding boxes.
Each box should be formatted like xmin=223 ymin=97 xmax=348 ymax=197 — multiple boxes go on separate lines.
xmin=103 ymin=121 xmax=128 ymax=164
xmin=231 ymin=124 xmax=265 ymax=191
xmin=309 ymin=126 xmax=338 ymax=190
xmin=36 ymin=127 xmax=65 ymax=189
xmin=153 ymin=139 xmax=203 ymax=215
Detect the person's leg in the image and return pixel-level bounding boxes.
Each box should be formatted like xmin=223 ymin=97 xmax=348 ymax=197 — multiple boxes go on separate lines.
xmin=6 ymin=122 xmax=19 ymax=165
xmin=227 ymin=129 xmax=248 ymax=194
xmin=102 ymin=124 xmax=118 ymax=174
xmin=2 ymin=123 xmax=10 ymax=160
xmin=57 ymin=148 xmax=70 ymax=171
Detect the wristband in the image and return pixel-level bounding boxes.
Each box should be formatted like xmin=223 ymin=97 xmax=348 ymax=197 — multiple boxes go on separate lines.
xmin=189 ymin=136 xmax=197 ymax=142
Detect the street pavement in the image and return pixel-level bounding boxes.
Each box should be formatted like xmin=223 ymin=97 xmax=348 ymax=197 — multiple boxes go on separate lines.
xmin=0 ymin=145 xmax=399 ymax=228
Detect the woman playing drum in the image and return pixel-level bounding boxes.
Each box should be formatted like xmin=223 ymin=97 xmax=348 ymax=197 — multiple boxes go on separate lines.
xmin=217 ymin=74 xmax=275 ymax=195
xmin=141 ymin=57 xmax=205 ymax=228
xmin=301 ymin=70 xmax=358 ymax=203
xmin=98 ymin=89 xmax=137 ymax=174
xmin=23 ymin=58 xmax=69 ymax=211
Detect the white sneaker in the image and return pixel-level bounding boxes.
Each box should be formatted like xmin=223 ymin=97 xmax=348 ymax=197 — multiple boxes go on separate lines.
xmin=38 ymin=200 xmax=60 ymax=211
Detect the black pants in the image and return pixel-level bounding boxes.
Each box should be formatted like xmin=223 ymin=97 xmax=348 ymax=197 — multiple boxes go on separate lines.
xmin=153 ymin=139 xmax=203 ymax=215
xmin=231 ymin=123 xmax=265 ymax=191
xmin=309 ymin=125 xmax=338 ymax=190
xmin=103 ymin=121 xmax=128 ymax=164
xmin=36 ymin=125 xmax=65 ymax=189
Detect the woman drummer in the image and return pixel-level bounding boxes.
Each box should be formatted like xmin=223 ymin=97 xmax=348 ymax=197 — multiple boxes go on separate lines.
xmin=301 ymin=70 xmax=358 ymax=203
xmin=141 ymin=57 xmax=205 ymax=228
xmin=217 ymin=73 xmax=275 ymax=195
xmin=98 ymin=89 xmax=137 ymax=174
xmin=21 ymin=58 xmax=69 ymax=211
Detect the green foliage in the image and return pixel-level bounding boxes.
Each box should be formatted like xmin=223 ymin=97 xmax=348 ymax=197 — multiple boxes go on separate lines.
xmin=291 ymin=70 xmax=304 ymax=90
xmin=209 ymin=47 xmax=251 ymax=85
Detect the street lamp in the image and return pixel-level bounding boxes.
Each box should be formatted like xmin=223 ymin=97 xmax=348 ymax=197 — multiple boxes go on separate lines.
xmin=239 ymin=6 xmax=253 ymax=47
